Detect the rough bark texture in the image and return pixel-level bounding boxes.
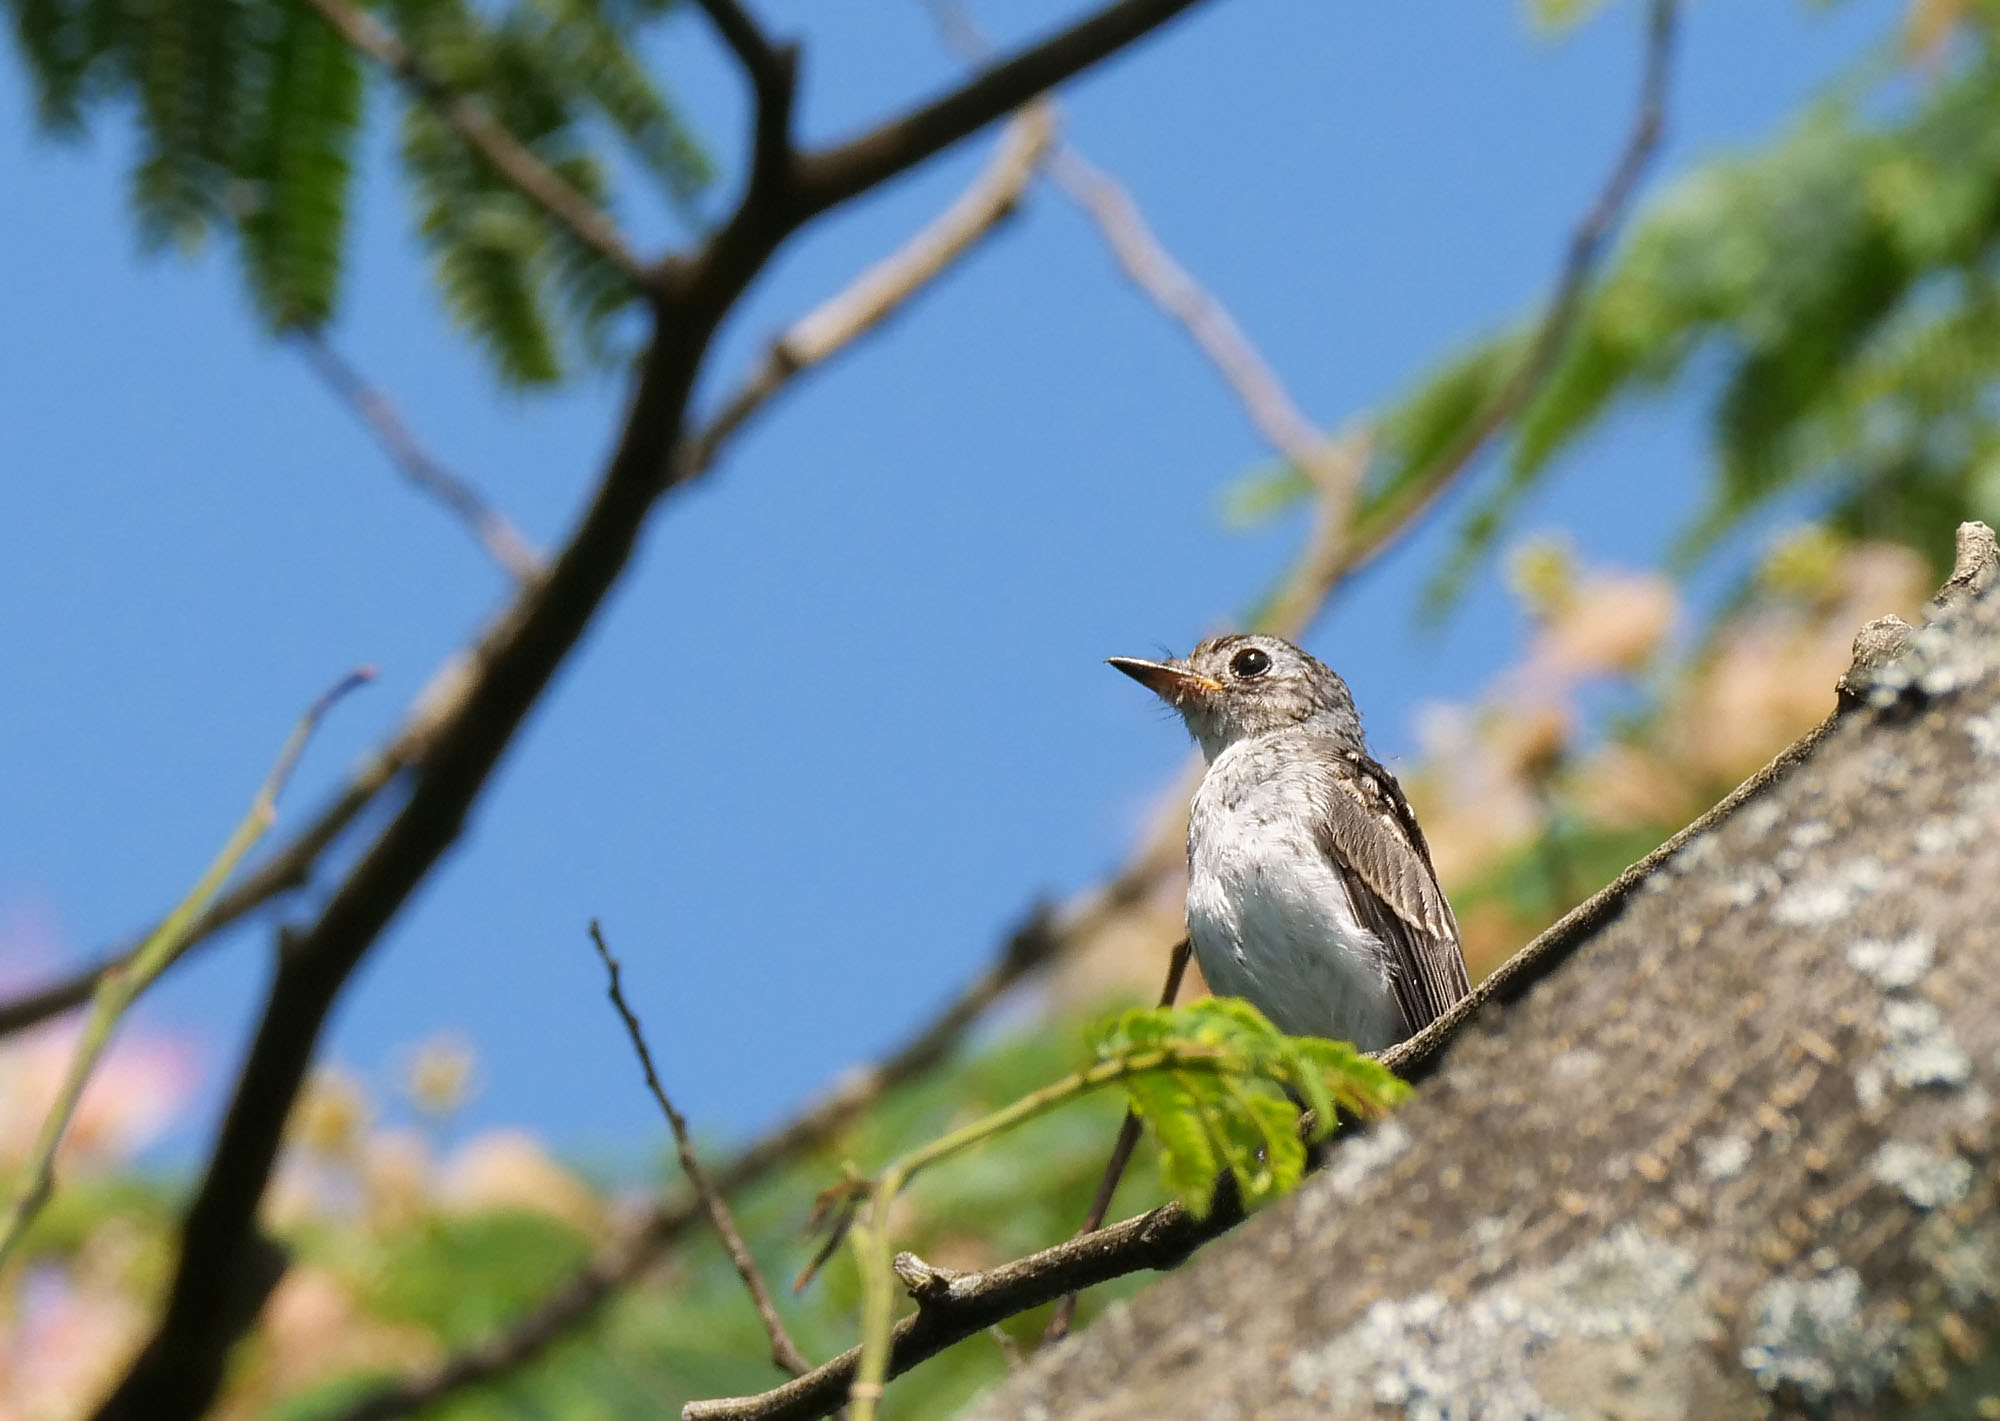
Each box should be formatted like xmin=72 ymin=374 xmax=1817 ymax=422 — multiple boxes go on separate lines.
xmin=968 ymin=537 xmax=2000 ymax=1421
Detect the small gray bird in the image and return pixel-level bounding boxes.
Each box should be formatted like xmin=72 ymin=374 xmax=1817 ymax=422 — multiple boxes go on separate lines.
xmin=1109 ymin=634 xmax=1468 ymax=1051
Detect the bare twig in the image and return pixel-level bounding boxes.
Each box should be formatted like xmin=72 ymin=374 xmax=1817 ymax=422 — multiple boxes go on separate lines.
xmin=295 ymin=0 xmax=647 ymax=285
xmin=589 ymin=921 xmax=812 ymax=1380
xmin=1041 ymin=936 xmax=1190 ymax=1343
xmin=1048 ymin=146 xmax=1364 ymax=498
xmin=322 ymin=906 xmax=1067 ymax=1421
xmin=1344 ymin=0 xmax=1678 ymax=557
xmin=293 ymin=331 xmax=543 ymax=580
xmin=684 ymin=1182 xmax=1246 ymax=1421
xmin=683 ymin=105 xmax=1056 ymax=478
xmin=0 ymin=668 xmax=372 ymax=1269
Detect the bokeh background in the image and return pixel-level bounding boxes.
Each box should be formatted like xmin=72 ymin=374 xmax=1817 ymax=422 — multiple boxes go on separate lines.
xmin=6 ymin=0 xmax=1991 ymax=1414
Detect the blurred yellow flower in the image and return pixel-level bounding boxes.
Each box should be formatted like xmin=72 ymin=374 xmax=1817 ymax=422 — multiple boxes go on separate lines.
xmin=290 ymin=1067 xmax=370 ymax=1163
xmin=1505 ymin=532 xmax=1580 ymax=623
xmin=403 ymin=1033 xmax=478 ymax=1120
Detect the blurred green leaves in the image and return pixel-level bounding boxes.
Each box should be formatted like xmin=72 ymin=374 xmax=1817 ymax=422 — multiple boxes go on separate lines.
xmin=2 ymin=0 xmax=710 ymax=382
xmin=1234 ymin=14 xmax=2000 ymax=611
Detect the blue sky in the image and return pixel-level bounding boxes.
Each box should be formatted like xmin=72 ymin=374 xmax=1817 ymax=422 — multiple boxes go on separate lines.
xmin=0 ymin=0 xmax=1898 ymax=1163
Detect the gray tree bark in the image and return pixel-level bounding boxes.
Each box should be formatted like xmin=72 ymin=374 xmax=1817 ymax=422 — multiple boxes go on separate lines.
xmin=967 ymin=526 xmax=2000 ymax=1421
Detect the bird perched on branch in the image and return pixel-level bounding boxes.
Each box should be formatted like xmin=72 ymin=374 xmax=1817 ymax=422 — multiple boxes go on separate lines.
xmin=1109 ymin=634 xmax=1468 ymax=1051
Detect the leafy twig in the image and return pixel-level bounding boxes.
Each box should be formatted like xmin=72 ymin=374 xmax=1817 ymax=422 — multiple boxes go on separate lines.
xmin=296 ymin=0 xmax=646 ymax=284
xmin=0 ymin=668 xmax=373 ymax=1271
xmin=588 ymin=920 xmax=812 ymax=1380
xmin=841 ymin=1042 xmax=1232 ymax=1421
xmin=729 ymin=1000 xmax=1404 ymax=1421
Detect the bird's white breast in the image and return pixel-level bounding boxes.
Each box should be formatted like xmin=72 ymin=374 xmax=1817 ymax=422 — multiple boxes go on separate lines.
xmin=1186 ymin=740 xmax=1405 ymax=1050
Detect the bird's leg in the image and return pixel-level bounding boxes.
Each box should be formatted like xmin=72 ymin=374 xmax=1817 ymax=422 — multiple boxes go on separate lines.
xmin=1041 ymin=937 xmax=1192 ymax=1345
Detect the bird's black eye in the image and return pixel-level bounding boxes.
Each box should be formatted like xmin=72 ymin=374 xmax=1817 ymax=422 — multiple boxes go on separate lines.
xmin=1230 ymin=647 xmax=1271 ymax=679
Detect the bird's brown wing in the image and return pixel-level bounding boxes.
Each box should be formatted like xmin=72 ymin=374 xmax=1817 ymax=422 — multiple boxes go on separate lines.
xmin=1309 ymin=751 xmax=1469 ymax=1038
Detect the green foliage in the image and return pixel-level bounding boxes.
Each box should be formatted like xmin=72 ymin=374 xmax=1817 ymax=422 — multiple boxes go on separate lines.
xmin=238 ymin=0 xmax=362 ymax=327
xmin=1231 ymin=23 xmax=2000 ymax=612
xmin=1090 ymin=997 xmax=1406 ymax=1213
xmin=1 ymin=0 xmax=709 ymax=379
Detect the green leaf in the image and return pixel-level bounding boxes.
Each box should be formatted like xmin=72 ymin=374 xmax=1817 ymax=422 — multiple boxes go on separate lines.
xmin=1089 ymin=998 xmax=1407 ymax=1214
xmin=402 ymin=101 xmax=566 ymax=385
xmin=236 ymin=0 xmax=362 ymax=328
xmin=525 ymin=0 xmax=710 ymax=214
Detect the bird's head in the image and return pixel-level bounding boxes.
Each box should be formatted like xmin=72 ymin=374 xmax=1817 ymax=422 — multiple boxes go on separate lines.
xmin=1107 ymin=634 xmax=1363 ymax=760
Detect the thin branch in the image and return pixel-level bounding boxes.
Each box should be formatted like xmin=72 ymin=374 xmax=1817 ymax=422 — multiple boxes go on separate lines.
xmin=294 ymin=330 xmax=543 ymax=581
xmin=0 ymin=668 xmax=372 ymax=1270
xmin=684 ymin=1185 xmax=1245 ymax=1421
xmin=322 ymin=904 xmax=1068 ymax=1421
xmin=691 ymin=0 xmax=797 ymax=212
xmin=296 ymin=0 xmax=647 ymax=286
xmin=1048 ymin=145 xmax=1362 ymax=497
xmin=920 ymin=0 xmax=1371 ymax=624
xmin=0 ymin=759 xmax=390 ymax=1038
xmin=683 ymin=104 xmax=1056 ymax=478
xmin=1339 ymin=0 xmax=1678 ymax=560
xmin=589 ymin=921 xmax=811 ymax=1381
xmin=793 ymin=0 xmax=1205 ymax=220
xmin=1043 ymin=936 xmax=1189 ymax=1343
xmin=0 ymin=632 xmax=498 ymax=1044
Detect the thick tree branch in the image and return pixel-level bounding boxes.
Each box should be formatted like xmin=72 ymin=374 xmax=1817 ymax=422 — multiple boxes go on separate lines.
xmin=590 ymin=921 xmax=812 ymax=1381
xmin=294 ymin=330 xmax=543 ymax=581
xmin=93 ymin=319 xmax=710 ymax=1421
xmin=297 ymin=0 xmax=648 ymax=285
xmin=793 ymin=0 xmax=1203 ymax=220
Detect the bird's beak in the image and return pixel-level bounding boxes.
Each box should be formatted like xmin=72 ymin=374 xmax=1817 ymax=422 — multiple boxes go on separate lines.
xmin=1106 ymin=656 xmax=1223 ymax=705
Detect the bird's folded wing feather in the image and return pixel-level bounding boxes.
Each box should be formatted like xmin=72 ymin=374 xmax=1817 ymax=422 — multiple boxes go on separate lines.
xmin=1308 ymin=752 xmax=1470 ymax=1036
